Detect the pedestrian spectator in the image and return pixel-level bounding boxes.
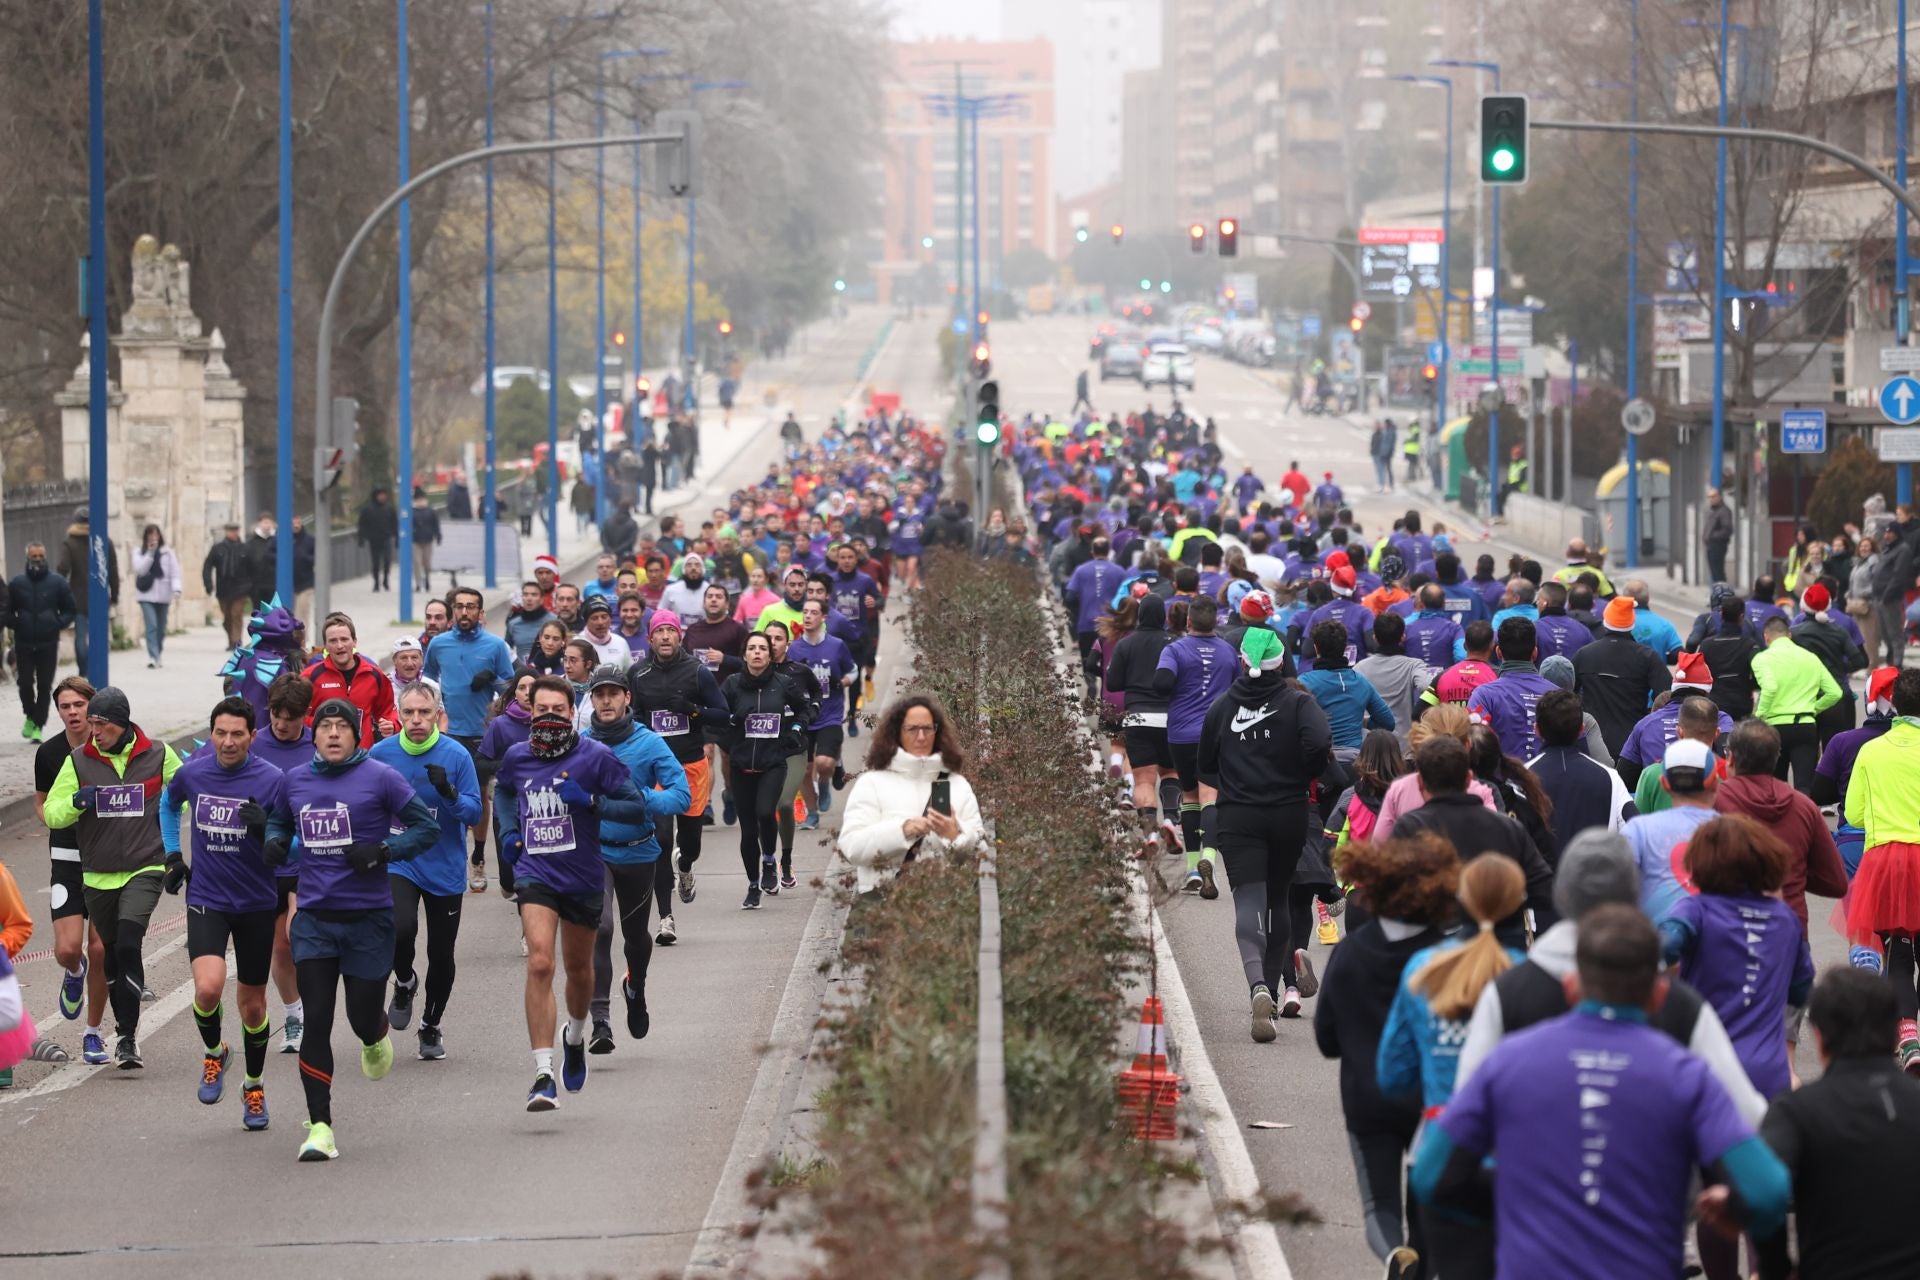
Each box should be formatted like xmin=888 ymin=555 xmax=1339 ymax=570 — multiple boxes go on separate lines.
xmin=511 ymin=473 xmax=539 ymax=535
xmin=244 ymin=511 xmax=278 ymax=608
xmin=1746 ymin=968 xmax=1920 ymax=1279
xmin=1413 ymin=904 xmax=1790 ymax=1280
xmin=1536 ymin=654 xmax=1614 ymax=764
xmin=7 ymin=543 xmax=73 ymax=740
xmin=445 ymin=470 xmax=473 ymax=521
xmin=1849 ymin=530 xmax=1883 ymax=661
xmin=411 ymin=487 xmax=443 ymax=591
xmin=1527 ymin=689 xmax=1633 ymax=852
xmin=1368 ymin=420 xmax=1395 ymax=492
xmin=356 ymin=486 xmax=399 ymax=592
xmin=1378 ymin=854 xmax=1527 ymax=1278
xmin=130 ymin=523 xmax=182 ymax=669
xmin=291 ymin=515 xmax=316 ymax=626
xmin=1390 ymin=735 xmax=1555 ymax=928
xmin=201 ymin=521 xmax=253 ymax=649
xmin=1624 ymin=737 xmax=1722 ymax=920
xmin=1314 ymin=832 xmax=1456 ymax=1274
xmin=1751 ymin=614 xmax=1841 ymax=790
xmin=1704 ymin=486 xmax=1734 ymax=584
xmin=601 ymin=499 xmax=639 ymax=561
xmin=1571 ymin=596 xmax=1671 ymax=757
xmin=55 ymin=506 xmax=116 ymax=675
xmin=572 ymin=476 xmax=596 ymax=536
xmin=835 ymin=694 xmax=984 ymax=931
xmin=1712 ymin=718 xmax=1847 ymax=936
xmin=1841 ymin=665 xmax=1920 ymax=1069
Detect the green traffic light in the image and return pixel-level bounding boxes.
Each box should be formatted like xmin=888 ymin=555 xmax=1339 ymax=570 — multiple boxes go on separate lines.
xmin=1075 ymin=228 xmax=1089 ymax=243
xmin=1490 ymin=147 xmax=1516 ymax=174
xmin=1139 ymin=278 xmax=1152 ymax=290
xmin=975 ymin=420 xmax=1000 ymax=445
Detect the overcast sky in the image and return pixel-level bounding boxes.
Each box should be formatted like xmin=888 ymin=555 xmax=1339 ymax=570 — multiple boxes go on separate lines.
xmin=888 ymin=0 xmax=999 ymax=41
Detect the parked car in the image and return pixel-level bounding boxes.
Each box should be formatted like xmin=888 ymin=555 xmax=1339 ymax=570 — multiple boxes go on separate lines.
xmin=1186 ymin=324 xmax=1225 ymax=354
xmin=1142 ymin=343 xmax=1196 ymax=390
xmin=469 ymin=365 xmax=550 ymax=395
xmin=1089 ymin=323 xmax=1117 ymax=360
xmin=1100 ymin=341 xmax=1144 ymax=381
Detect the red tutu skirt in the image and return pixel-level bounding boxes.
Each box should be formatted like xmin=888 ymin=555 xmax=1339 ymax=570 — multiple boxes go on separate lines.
xmin=1842 ymin=841 xmax=1920 ymax=945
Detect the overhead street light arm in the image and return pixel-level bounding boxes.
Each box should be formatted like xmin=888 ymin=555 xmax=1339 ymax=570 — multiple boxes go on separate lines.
xmin=313 ymin=129 xmax=692 ymax=621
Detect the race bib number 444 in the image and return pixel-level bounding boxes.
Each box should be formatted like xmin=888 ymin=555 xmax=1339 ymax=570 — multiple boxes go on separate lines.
xmin=97 ymin=783 xmax=146 ymax=819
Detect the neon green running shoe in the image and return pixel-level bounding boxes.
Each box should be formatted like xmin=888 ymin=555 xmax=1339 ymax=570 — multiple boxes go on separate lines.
xmin=298 ymin=1121 xmax=338 ymax=1162
xmin=361 ymin=1034 xmax=394 ymax=1081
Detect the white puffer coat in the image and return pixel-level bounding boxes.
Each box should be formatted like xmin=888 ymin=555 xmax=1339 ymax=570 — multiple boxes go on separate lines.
xmin=835 ymin=750 xmax=985 ymax=894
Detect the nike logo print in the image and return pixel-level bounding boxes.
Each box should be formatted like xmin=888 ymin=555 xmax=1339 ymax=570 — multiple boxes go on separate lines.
xmin=1230 ymin=705 xmax=1279 ymax=734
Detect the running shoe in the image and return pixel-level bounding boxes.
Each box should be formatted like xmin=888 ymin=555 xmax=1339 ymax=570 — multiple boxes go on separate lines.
xmin=1181 ymin=871 xmax=1203 ymax=894
xmin=59 ymin=958 xmax=86 ymax=1020
xmin=832 ymin=763 xmax=848 ymax=790
xmin=863 ymin=675 xmax=876 ymax=703
xmin=1294 ymin=950 xmax=1319 ymax=1000
xmin=197 ymin=1045 xmax=230 ymax=1104
xmin=589 ymin=1019 xmax=616 ymax=1055
xmin=847 ymin=717 xmax=859 ymax=740
xmin=1383 ymin=1246 xmax=1420 ymax=1280
xmin=28 ymin=1037 xmax=68 ymax=1063
xmin=526 ymin=1073 xmax=559 ymax=1112
xmin=1315 ymin=899 xmax=1340 ymax=947
xmin=622 ymin=971 xmax=651 ymax=1040
xmin=242 ymin=1082 xmax=269 ymax=1131
xmin=742 ymin=884 xmax=763 ymax=910
xmin=388 ymin=975 xmax=417 ymax=1030
xmin=722 ymin=794 xmax=736 ymax=826
xmin=1195 ymin=857 xmax=1218 ymax=900
xmin=701 ymin=803 xmax=716 ymax=827
xmin=560 ymin=1028 xmax=588 ymax=1093
xmin=416 ymin=1025 xmax=445 ymax=1061
xmin=1250 ymin=986 xmax=1278 ymax=1044
xmin=816 ymin=780 xmax=832 ymax=815
xmin=1902 ymin=1021 xmax=1920 ymax=1076
xmin=114 ymin=1035 xmax=143 ymax=1070
xmin=20 ymin=716 xmax=36 ymax=741
xmin=761 ymin=862 xmax=780 ymax=896
xmin=799 ymin=809 xmax=820 ymax=831
xmin=1159 ymin=818 xmax=1183 ymax=853
xmin=298 ymin=1120 xmax=339 ymax=1161
xmin=519 ymin=932 xmax=528 ymax=957
xmin=655 ymin=915 xmax=678 ymax=946
xmin=677 ymin=867 xmax=696 ymax=904
xmin=1280 ymin=987 xmax=1303 ymax=1019
xmin=781 ymin=868 xmax=797 ymax=890
xmin=140 ymin=984 xmax=156 ymax=1003
xmin=82 ymin=1031 xmax=108 ymax=1065
xmin=1850 ymin=944 xmax=1885 ymax=974
xmin=0 ymin=1068 xmax=11 ymax=1088
xmin=361 ymin=1034 xmax=394 ymax=1081
xmin=468 ymin=851 xmax=487 ymax=894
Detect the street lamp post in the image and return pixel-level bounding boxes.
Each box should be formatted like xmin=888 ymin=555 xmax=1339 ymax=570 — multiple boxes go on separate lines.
xmin=276 ymin=0 xmax=295 ymax=605
xmin=396 ymin=0 xmax=416 ymax=620
xmin=85 ymin=0 xmax=109 ymax=684
xmin=1433 ymin=57 xmax=1503 ymax=514
xmin=1626 ymin=0 xmax=1643 ymax=566
xmin=1900 ymin=0 xmax=1913 ymax=503
xmin=681 ymin=79 xmax=749 ymax=413
xmin=1391 ymin=73 xmax=1454 ymax=432
xmin=483 ymin=0 xmax=496 ymax=587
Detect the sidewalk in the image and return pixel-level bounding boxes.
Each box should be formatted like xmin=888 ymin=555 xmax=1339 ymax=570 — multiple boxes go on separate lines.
xmin=0 ymin=307 xmax=893 ymax=818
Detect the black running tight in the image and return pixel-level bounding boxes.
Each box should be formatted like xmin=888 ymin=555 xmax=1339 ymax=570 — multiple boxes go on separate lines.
xmin=1885 ymin=935 xmax=1920 ymax=1019
xmin=295 ymin=958 xmax=388 ymax=1126
xmin=652 ymin=812 xmax=706 ymax=914
xmin=389 ymin=876 xmax=463 ymax=1028
xmin=729 ymin=763 xmax=783 ymax=879
xmin=591 ymin=862 xmax=657 ymax=1022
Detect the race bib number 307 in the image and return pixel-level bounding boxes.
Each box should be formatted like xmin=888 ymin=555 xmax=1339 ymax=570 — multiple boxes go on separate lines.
xmin=194 ymin=794 xmax=246 ymax=837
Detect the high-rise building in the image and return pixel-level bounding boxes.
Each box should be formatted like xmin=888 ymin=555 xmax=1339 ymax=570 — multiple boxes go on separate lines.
xmin=1003 ymin=0 xmax=1160 ymax=199
xmin=1163 ymin=0 xmax=1216 ymax=222
xmin=1120 ymin=67 xmax=1175 ymax=235
xmin=875 ymin=39 xmax=1057 ymax=306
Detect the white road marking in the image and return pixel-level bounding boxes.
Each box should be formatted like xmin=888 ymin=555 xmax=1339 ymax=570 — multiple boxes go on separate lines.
xmin=3 ymin=932 xmax=196 ymax=1108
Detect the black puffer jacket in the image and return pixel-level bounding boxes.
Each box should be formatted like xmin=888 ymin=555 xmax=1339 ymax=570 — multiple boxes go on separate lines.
xmin=717 ymin=667 xmax=811 ymax=771
xmin=8 ymin=565 xmax=73 ymax=646
xmin=1103 ymin=596 xmax=1176 ymax=715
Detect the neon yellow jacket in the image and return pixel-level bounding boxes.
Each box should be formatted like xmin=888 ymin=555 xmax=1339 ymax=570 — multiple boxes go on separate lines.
xmin=1846 ymin=719 xmax=1920 ymax=848
xmin=1751 ymin=635 xmax=1841 ymax=724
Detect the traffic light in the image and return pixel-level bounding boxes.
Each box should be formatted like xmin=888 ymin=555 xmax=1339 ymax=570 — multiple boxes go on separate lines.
xmin=975 ymin=378 xmax=1000 ymax=446
xmin=635 ymin=376 xmax=652 ymax=396
xmin=612 ymin=330 xmax=626 ymax=347
xmin=1349 ymin=316 xmax=1363 ymax=333
xmin=717 ymin=319 xmax=733 ymax=336
xmin=1217 ymin=217 xmax=1238 ymax=257
xmin=921 ymin=235 xmax=935 ymax=249
xmin=1421 ymin=363 xmax=1439 ymax=401
xmin=970 ymin=341 xmax=991 ymax=378
xmin=1075 ymin=227 xmax=1089 ymax=243
xmin=1188 ymin=222 xmax=1207 ymax=253
xmin=1110 ymin=223 xmax=1124 ymax=245
xmin=1480 ymin=94 xmax=1529 ymax=184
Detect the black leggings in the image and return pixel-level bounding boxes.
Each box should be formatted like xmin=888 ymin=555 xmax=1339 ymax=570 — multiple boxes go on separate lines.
xmin=1347 ymin=1127 xmax=1423 ymax=1263
xmin=295 ymin=958 xmax=388 ymax=1125
xmin=389 ymin=876 xmax=463 ymax=1029
xmin=651 ymin=811 xmax=706 ymax=916
xmin=729 ymin=763 xmax=783 ymax=878
xmin=775 ymin=753 xmax=808 ymax=859
xmin=82 ymin=873 xmax=163 ymax=1037
xmin=592 ymin=861 xmax=657 ymax=1021
xmin=1216 ymin=802 xmax=1310 ymax=992
xmin=1885 ymin=935 xmax=1920 ymax=1019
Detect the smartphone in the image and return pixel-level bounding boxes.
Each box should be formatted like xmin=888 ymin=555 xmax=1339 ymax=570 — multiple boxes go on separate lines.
xmin=929 ymin=778 xmax=952 ymax=816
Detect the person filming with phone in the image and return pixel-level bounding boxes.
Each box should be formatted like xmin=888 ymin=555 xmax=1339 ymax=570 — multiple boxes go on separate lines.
xmin=835 ymin=694 xmax=984 ymax=927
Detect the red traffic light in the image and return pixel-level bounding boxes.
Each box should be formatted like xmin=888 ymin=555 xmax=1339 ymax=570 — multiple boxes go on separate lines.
xmin=717 ymin=320 xmax=733 ymax=336
xmin=1110 ymin=223 xmax=1124 ymax=244
xmin=612 ymin=330 xmax=626 ymax=347
xmin=1349 ymin=316 xmax=1363 ymax=332
xmin=1422 ymin=363 xmax=1438 ymax=379
xmin=1188 ymin=222 xmax=1206 ymax=253
xmin=635 ymin=376 xmax=652 ymax=394
xmin=972 ymin=341 xmax=991 ymax=363
xmin=1219 ymin=218 xmax=1237 ymax=236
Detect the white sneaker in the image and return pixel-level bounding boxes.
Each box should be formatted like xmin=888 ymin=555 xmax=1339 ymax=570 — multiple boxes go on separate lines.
xmin=1280 ymin=987 xmax=1302 ymax=1019
xmin=655 ymin=915 xmax=678 ymax=946
xmin=518 ymin=932 xmax=528 ymax=958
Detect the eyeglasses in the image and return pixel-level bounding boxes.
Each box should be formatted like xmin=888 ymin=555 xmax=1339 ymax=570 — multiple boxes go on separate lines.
xmin=902 ymin=722 xmax=937 ymax=736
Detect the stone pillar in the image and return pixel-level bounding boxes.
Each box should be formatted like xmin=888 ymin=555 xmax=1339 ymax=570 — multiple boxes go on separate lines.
xmin=58 ymin=235 xmax=247 ymax=627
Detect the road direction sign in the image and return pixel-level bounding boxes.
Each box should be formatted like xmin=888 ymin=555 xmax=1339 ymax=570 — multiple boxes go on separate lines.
xmin=1779 ymin=408 xmax=1827 ymax=454
xmin=1880 ymin=427 xmax=1920 ymax=462
xmin=1351 ymin=301 xmax=1372 ymax=322
xmin=1621 ymin=398 xmax=1656 ymax=436
xmin=1881 ymin=376 xmax=1920 ymax=424
xmin=1882 ymin=347 xmax=1920 ymax=373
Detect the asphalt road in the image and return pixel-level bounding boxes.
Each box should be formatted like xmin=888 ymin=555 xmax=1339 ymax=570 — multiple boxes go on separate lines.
xmin=988 ymin=312 xmax=1856 ymax=1280
xmin=0 ymin=307 xmax=911 ymax=1280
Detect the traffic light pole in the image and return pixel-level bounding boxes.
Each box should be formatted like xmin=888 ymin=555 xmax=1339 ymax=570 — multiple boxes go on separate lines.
xmin=312 ymin=129 xmax=691 ymax=624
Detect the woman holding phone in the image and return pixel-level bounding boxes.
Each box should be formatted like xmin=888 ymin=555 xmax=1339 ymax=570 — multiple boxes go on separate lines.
xmin=836 ymin=695 xmax=985 ymax=926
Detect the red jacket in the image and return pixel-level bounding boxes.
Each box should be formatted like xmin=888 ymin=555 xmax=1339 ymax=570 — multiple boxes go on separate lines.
xmin=303 ymin=654 xmax=396 ymax=749
xmin=1713 ymin=772 xmax=1849 ymax=932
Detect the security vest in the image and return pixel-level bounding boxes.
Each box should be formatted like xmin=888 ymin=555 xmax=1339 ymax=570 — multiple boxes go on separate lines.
xmin=1506 ymin=458 xmax=1529 ymax=491
xmin=1402 ymin=422 xmax=1422 ymax=456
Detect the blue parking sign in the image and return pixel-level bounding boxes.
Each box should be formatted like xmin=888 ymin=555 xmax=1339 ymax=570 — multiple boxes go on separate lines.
xmin=1780 ymin=409 xmax=1826 ymax=455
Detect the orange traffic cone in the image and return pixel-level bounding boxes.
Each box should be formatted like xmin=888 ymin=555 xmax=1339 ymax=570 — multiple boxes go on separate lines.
xmin=1116 ymin=996 xmax=1181 ymax=1141
xmin=793 ymin=792 xmax=808 ymax=825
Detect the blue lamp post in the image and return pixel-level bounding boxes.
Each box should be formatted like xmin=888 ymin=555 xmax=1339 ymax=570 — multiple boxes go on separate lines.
xmin=1433 ymin=58 xmax=1503 ymax=513
xmin=1900 ymin=0 xmax=1914 ymax=504
xmin=483 ymin=0 xmax=496 ymax=586
xmin=681 ymin=80 xmax=749 ymax=412
xmin=275 ymin=0 xmax=294 ymax=604
xmin=396 ymin=0 xmax=416 ymax=619
xmin=1390 ymin=73 xmax=1454 ymax=431
xmin=85 ymin=0 xmax=109 ymax=683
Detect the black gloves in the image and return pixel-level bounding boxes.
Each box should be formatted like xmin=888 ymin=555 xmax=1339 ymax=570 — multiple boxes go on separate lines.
xmin=236 ymin=799 xmax=269 ymax=828
xmin=470 ymin=669 xmax=497 ymax=692
xmin=425 ymin=763 xmax=457 ymax=800
xmin=263 ymin=837 xmax=292 ymax=868
xmin=163 ymin=852 xmax=189 ymax=895
xmin=345 ymin=842 xmax=389 ymax=873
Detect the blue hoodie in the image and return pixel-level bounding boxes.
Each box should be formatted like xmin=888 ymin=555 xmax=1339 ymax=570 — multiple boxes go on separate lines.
xmin=586 ymin=713 xmax=692 ymax=864
xmin=371 ymin=729 xmax=485 ymax=896
xmin=424 ymin=624 xmax=517 ymax=737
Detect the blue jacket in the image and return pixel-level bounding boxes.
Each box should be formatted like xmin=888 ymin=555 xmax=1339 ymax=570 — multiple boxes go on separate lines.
xmin=1378 ymin=937 xmax=1532 ymax=1108
xmin=424 ymin=625 xmax=517 ymax=737
xmin=1298 ymin=663 xmax=1394 ymax=750
xmin=586 ymin=716 xmax=691 ymax=864
xmin=370 ymin=731 xmax=484 ymax=897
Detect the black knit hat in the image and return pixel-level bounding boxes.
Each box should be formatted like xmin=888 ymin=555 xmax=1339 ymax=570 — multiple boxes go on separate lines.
xmin=311 ymin=697 xmax=362 ymax=739
xmin=86 ymin=687 xmax=132 ymax=732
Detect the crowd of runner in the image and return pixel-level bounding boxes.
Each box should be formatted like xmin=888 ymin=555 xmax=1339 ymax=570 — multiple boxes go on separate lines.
xmin=0 ymin=403 xmax=953 ymax=1163
xmin=1022 ymin=401 xmax=1920 ymax=1280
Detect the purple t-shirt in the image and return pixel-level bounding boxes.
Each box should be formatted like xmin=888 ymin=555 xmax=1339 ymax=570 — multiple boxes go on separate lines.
xmin=251 ymin=726 xmax=314 ymax=775
xmin=1405 ymin=613 xmax=1464 ymax=668
xmin=494 ymin=736 xmax=633 ymax=898
xmin=788 ymin=633 xmax=857 ymax=729
xmin=1466 ymin=667 xmax=1559 ymax=760
xmin=1534 ymin=612 xmax=1594 ymax=662
xmin=281 ymin=758 xmax=421 ymax=911
xmin=1619 ymin=702 xmax=1734 ymax=769
xmin=1438 ymin=1010 xmax=1754 ymax=1280
xmin=1154 ymin=634 xmax=1239 ymax=744
xmin=481 ymin=706 xmax=532 ymax=760
xmin=1670 ymin=893 xmax=1815 ymax=1100
xmin=167 ymin=752 xmax=288 ymax=914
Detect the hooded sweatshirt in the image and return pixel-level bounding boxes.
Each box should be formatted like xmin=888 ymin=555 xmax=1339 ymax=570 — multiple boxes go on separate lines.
xmin=1713 ymin=772 xmax=1849 ymax=932
xmin=1196 ymin=670 xmax=1332 ymax=806
xmin=585 ymin=713 xmax=691 ymax=862
xmin=1104 ymin=596 xmax=1176 ymax=720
